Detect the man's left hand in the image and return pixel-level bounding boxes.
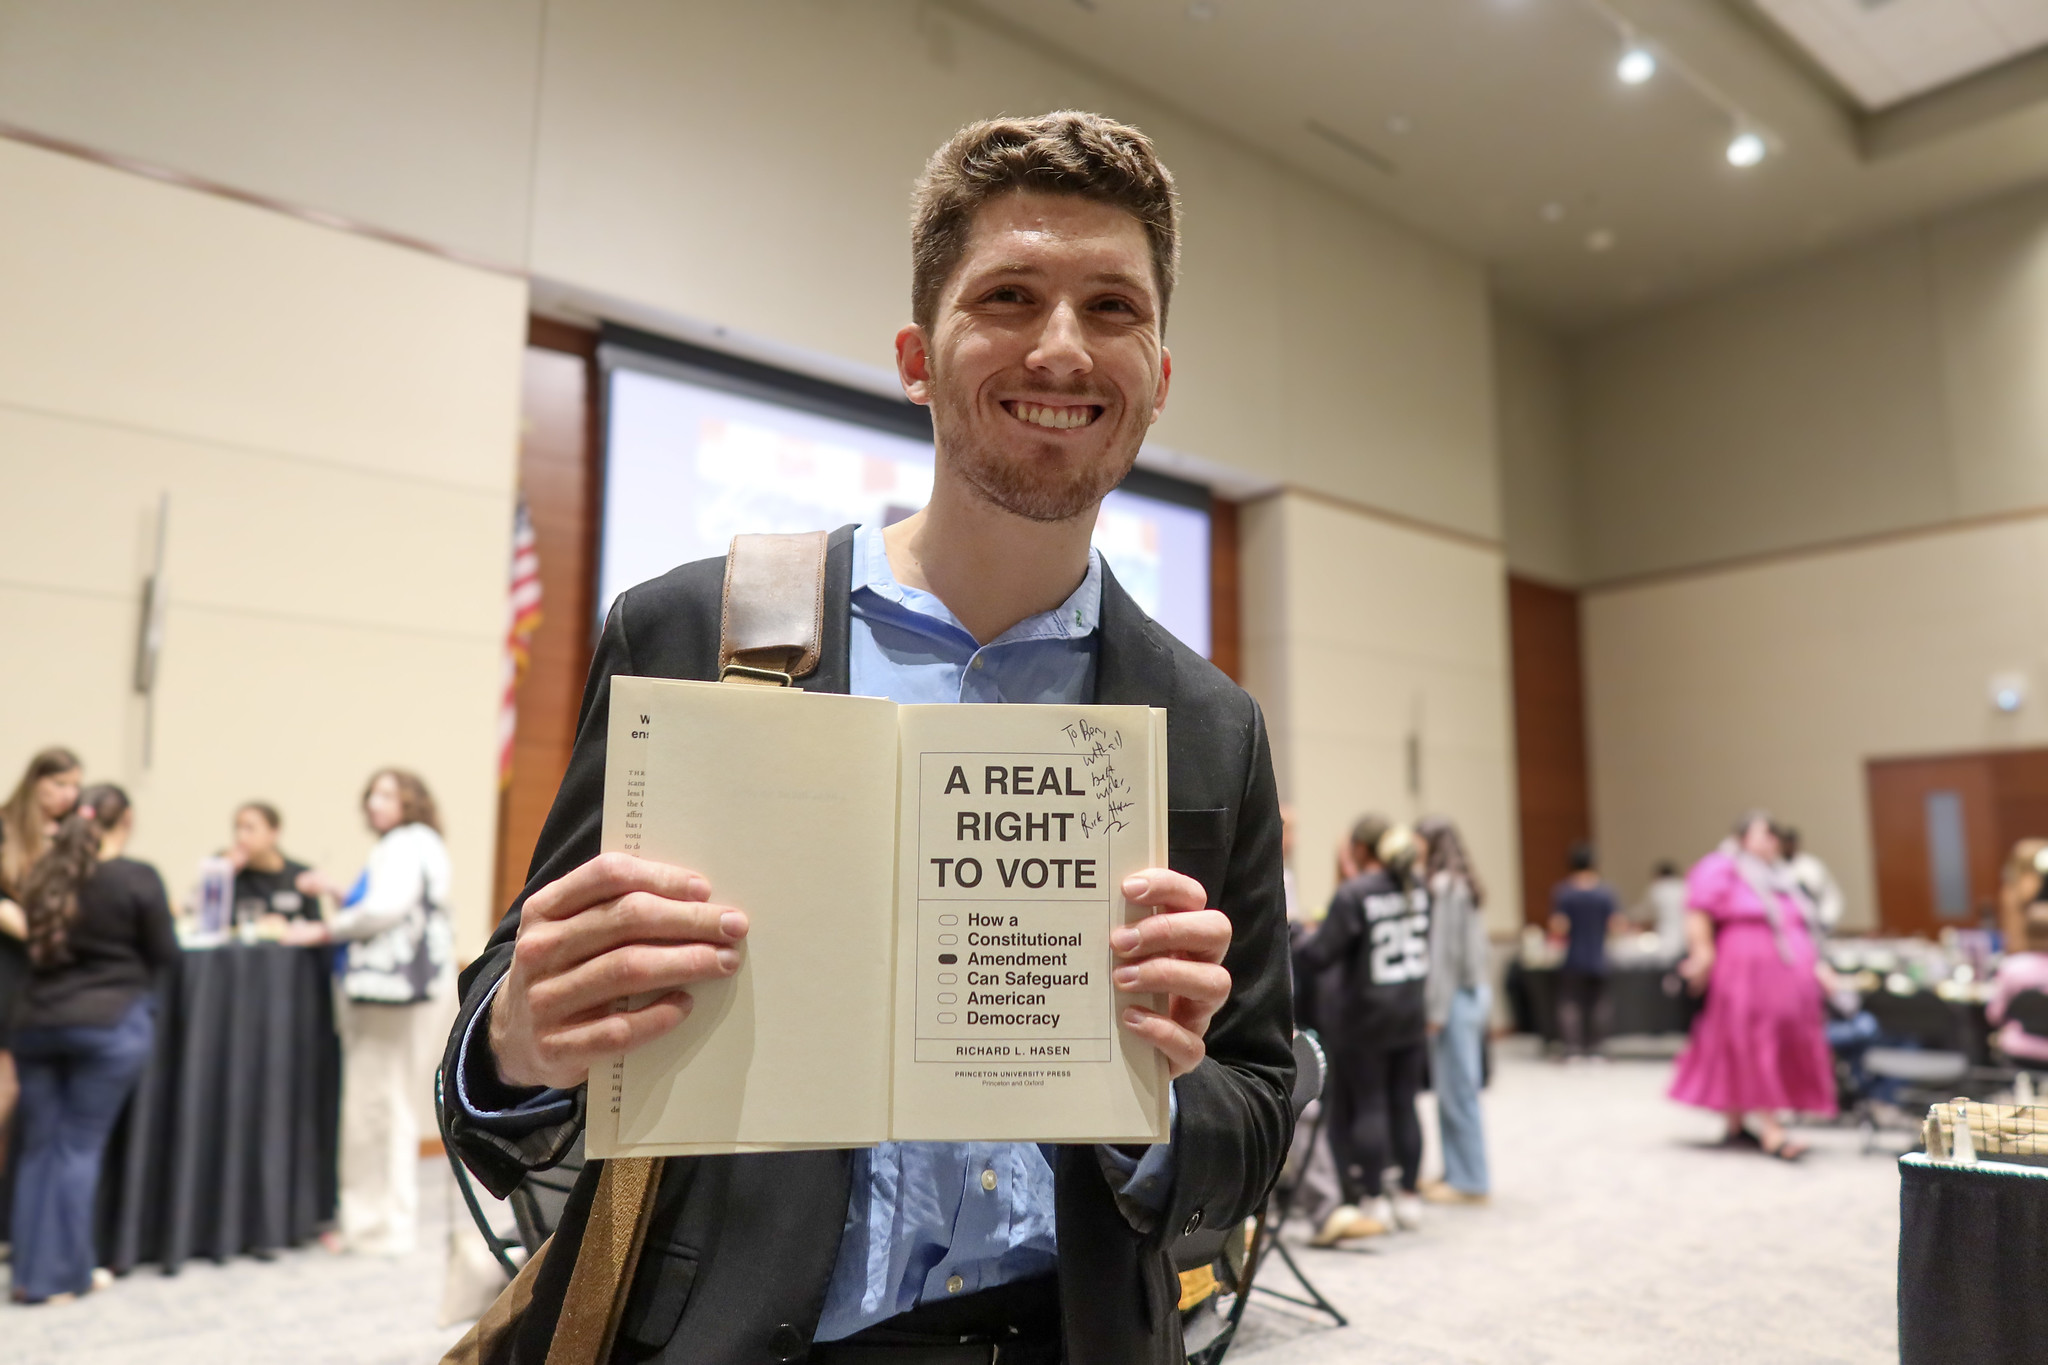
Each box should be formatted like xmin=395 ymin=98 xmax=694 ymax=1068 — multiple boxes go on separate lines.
xmin=1113 ymin=870 xmax=1232 ymax=1079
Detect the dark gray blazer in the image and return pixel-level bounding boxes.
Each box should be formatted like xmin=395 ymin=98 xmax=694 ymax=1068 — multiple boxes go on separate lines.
xmin=440 ymin=524 xmax=1295 ymax=1365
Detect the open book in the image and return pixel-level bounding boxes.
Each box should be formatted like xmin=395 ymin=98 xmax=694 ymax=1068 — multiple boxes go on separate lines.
xmin=588 ymin=677 xmax=1171 ymax=1157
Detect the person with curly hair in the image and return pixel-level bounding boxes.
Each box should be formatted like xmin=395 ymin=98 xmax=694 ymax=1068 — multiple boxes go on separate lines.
xmin=287 ymin=768 xmax=453 ymax=1256
xmin=10 ymin=783 xmax=177 ymax=1303
xmin=0 ymin=747 xmax=83 ymax=1206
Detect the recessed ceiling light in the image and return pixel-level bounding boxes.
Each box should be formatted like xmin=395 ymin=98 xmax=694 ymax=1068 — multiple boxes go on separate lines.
xmin=1585 ymin=228 xmax=1617 ymax=253
xmin=1617 ymin=47 xmax=1657 ymax=85
xmin=1726 ymin=131 xmax=1767 ymax=167
xmin=1540 ymin=201 xmax=1566 ymax=223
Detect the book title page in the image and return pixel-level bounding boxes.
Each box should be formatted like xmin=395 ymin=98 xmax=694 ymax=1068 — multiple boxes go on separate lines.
xmin=890 ymin=704 xmax=1170 ymax=1143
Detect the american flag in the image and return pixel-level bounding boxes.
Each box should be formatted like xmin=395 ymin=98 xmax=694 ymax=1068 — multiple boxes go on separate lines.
xmin=499 ymin=496 xmax=543 ymax=787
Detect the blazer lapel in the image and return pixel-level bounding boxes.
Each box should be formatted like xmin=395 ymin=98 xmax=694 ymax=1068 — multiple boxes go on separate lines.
xmin=1094 ymin=561 xmax=1178 ymax=710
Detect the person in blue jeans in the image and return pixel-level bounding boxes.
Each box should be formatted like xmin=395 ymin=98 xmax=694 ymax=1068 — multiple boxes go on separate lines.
xmin=1418 ymin=817 xmax=1492 ymax=1205
xmin=10 ymin=784 xmax=176 ymax=1304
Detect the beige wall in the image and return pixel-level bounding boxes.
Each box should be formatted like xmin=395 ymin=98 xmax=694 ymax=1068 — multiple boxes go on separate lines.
xmin=1568 ymin=179 xmax=2048 ymax=920
xmin=1574 ymin=181 xmax=2048 ymax=585
xmin=1584 ymin=515 xmax=2048 ymax=929
xmin=0 ymin=0 xmax=1500 ymax=543
xmin=1493 ymin=304 xmax=1580 ymax=586
xmin=0 ymin=0 xmax=547 ymax=267
xmin=1241 ymin=493 xmax=1521 ymax=933
xmin=0 ymin=137 xmax=526 ymax=954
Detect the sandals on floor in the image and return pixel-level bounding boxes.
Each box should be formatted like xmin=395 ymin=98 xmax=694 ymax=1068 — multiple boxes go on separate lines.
xmin=1760 ymin=1136 xmax=1808 ymax=1161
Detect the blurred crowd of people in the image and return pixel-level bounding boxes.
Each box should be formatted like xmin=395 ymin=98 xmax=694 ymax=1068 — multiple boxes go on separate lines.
xmin=1274 ymin=802 xmax=1872 ymax=1244
xmin=0 ymin=747 xmax=454 ymax=1306
xmin=1283 ymin=810 xmax=1494 ymax=1245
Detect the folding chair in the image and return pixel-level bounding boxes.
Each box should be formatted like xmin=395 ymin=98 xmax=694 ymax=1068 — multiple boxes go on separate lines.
xmin=1176 ymin=1030 xmax=1346 ymax=1364
xmin=1859 ymin=990 xmax=2010 ymax=1154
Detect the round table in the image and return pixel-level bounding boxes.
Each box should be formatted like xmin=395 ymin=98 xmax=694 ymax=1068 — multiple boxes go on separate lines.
xmin=93 ymin=940 xmax=340 ymax=1273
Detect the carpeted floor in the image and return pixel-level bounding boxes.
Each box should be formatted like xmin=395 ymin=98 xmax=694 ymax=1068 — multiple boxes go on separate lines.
xmin=1231 ymin=1036 xmax=1899 ymax=1364
xmin=0 ymin=1037 xmax=1900 ymax=1364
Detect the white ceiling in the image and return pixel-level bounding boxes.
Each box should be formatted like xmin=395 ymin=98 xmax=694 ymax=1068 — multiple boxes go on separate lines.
xmin=953 ymin=0 xmax=2048 ymax=331
xmin=1756 ymin=0 xmax=2048 ymax=110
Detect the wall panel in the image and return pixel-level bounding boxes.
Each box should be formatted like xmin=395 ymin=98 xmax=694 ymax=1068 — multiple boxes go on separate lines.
xmin=1584 ymin=516 xmax=2048 ymax=926
xmin=1239 ymin=492 xmax=1519 ymax=932
xmin=0 ymin=136 xmax=525 ymax=956
xmin=0 ymin=0 xmax=545 ymax=264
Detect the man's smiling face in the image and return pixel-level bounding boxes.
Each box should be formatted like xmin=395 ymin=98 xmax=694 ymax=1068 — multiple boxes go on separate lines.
xmin=901 ymin=191 xmax=1171 ymax=523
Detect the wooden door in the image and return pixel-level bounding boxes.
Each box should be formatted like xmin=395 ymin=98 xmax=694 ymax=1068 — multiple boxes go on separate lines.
xmin=1867 ymin=754 xmax=2010 ymax=936
xmin=1508 ymin=576 xmax=1591 ymax=926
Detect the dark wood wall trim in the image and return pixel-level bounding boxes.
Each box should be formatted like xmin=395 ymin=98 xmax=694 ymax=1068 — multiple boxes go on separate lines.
xmin=529 ymin=314 xmax=599 ymax=360
xmin=494 ymin=317 xmax=602 ymax=917
xmin=1209 ymin=498 xmax=1241 ymax=681
xmin=1507 ymin=575 xmax=1593 ymax=925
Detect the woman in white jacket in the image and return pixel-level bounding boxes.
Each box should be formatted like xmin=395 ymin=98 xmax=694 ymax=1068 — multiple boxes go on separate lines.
xmin=289 ymin=768 xmax=452 ymax=1256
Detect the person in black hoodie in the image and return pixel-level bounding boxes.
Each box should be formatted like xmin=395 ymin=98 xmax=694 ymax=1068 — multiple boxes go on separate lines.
xmin=10 ymin=784 xmax=177 ymax=1303
xmin=1297 ymin=815 xmax=1432 ymax=1243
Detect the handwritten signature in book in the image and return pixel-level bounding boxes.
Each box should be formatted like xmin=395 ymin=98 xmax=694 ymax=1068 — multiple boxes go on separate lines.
xmin=1063 ymin=719 xmax=1133 ymax=835
xmin=1076 ymin=774 xmax=1134 ymax=838
xmin=1060 ymin=719 xmax=1124 ymax=768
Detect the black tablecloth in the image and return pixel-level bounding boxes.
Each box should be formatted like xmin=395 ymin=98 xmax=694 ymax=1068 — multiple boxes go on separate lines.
xmin=93 ymin=942 xmax=340 ymax=1273
xmin=1898 ymin=1153 xmax=2048 ymax=1363
xmin=1507 ymin=962 xmax=1698 ymax=1041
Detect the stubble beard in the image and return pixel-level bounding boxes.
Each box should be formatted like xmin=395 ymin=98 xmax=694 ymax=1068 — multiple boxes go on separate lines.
xmin=929 ymin=376 xmax=1142 ymax=525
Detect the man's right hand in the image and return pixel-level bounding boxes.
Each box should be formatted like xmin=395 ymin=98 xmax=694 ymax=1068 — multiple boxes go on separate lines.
xmin=489 ymin=852 xmax=749 ymax=1091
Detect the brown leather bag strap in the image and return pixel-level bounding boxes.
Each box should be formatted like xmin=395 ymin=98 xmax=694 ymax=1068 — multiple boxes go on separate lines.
xmin=718 ymin=530 xmax=829 ymax=685
xmin=442 ymin=1237 xmax=551 ymax=1365
xmin=545 ymin=1156 xmax=665 ymax=1365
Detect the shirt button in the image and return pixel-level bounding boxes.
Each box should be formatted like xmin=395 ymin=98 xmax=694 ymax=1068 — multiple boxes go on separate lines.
xmin=971 ymin=656 xmax=984 ymax=670
xmin=981 ymin=1168 xmax=998 ymax=1192
xmin=946 ymin=1274 xmax=965 ymax=1294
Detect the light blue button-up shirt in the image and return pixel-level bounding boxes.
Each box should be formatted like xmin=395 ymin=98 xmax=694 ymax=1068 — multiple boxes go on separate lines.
xmin=814 ymin=523 xmax=1175 ymax=1339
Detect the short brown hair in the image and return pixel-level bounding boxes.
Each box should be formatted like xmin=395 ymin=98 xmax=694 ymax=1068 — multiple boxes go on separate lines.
xmin=363 ymin=768 xmax=439 ymax=833
xmin=910 ymin=111 xmax=1180 ymax=334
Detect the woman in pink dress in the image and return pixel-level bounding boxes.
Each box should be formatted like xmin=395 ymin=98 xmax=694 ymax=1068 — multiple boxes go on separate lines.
xmin=1670 ymin=813 xmax=1837 ymax=1159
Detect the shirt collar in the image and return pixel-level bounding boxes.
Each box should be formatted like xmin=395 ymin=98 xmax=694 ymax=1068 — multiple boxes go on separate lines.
xmin=852 ymin=522 xmax=1102 ymax=646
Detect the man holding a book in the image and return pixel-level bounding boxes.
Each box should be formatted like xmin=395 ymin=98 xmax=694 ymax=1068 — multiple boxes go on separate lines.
xmin=442 ymin=111 xmax=1295 ymax=1365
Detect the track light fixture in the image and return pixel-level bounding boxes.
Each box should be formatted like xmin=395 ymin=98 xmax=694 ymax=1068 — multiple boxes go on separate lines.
xmin=1575 ymin=0 xmax=1779 ymax=174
